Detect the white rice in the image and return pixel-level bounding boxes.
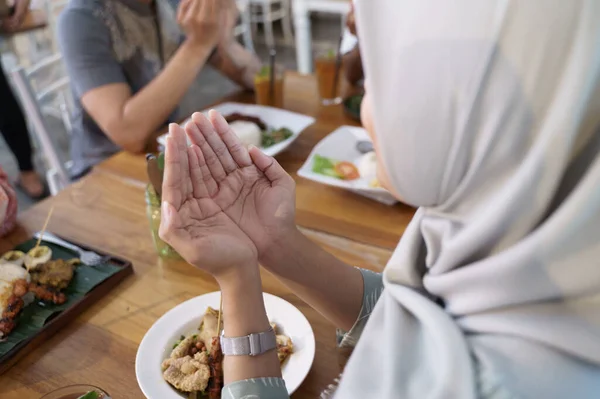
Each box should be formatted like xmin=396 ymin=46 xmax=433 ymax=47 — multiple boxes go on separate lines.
xmin=229 ymin=121 xmax=262 ymax=148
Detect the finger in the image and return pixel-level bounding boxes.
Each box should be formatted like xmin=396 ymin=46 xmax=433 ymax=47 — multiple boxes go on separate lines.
xmin=177 ymin=0 xmax=192 ymax=22
xmin=185 ymin=113 xmax=235 ymax=182
xmin=187 ymin=144 xmax=210 ymax=198
xmin=195 ymin=111 xmax=238 ymax=173
xmin=186 ymin=0 xmax=201 ymax=21
xmin=208 ymin=110 xmax=252 ymax=167
xmin=249 ymin=146 xmax=293 ymax=187
xmin=162 ymin=135 xmax=183 ymax=209
xmin=207 ymin=0 xmax=218 ymax=19
xmin=170 ymin=123 xmax=193 ymax=198
xmin=192 ymin=145 xmax=219 ymax=197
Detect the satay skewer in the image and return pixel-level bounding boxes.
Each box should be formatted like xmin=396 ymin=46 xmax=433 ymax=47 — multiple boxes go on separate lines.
xmin=35 ymin=206 xmax=54 ymax=249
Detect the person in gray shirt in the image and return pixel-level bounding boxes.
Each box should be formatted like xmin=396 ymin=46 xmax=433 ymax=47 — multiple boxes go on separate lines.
xmin=58 ymin=0 xmax=260 ymax=178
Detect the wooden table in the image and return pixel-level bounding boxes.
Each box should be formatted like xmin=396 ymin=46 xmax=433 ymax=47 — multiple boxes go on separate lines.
xmin=96 ymin=72 xmax=416 ymax=250
xmin=0 ymin=170 xmax=395 ymax=398
xmin=0 ymin=9 xmax=47 ymax=35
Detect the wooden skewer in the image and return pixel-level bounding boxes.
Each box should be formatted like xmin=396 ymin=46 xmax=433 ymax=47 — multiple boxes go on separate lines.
xmin=35 ymin=206 xmax=54 ymax=249
xmin=217 ymin=294 xmax=223 ymax=335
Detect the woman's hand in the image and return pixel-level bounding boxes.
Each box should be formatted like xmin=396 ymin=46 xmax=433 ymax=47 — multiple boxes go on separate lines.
xmin=159 ymin=110 xmax=296 ymax=275
xmin=159 ymin=119 xmax=258 ymax=279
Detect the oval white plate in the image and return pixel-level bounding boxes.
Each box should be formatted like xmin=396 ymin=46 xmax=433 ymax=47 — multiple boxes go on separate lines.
xmin=157 ymin=102 xmax=316 ymax=158
xmin=136 ymin=292 xmax=315 ymax=398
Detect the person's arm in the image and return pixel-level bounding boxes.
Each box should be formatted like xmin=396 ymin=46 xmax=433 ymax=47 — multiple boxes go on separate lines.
xmin=58 ymin=0 xmax=222 ymax=154
xmin=258 ymin=227 xmax=365 ymax=332
xmin=208 ymin=0 xmax=261 ymax=90
xmin=219 ymin=265 xmax=282 ymax=384
xmin=343 ymin=45 xmax=364 ymax=86
xmin=80 ymin=41 xmax=214 ymax=153
xmin=2 ymin=0 xmax=30 ymax=31
xmin=0 ymin=167 xmax=17 ymax=237
xmin=209 ymin=41 xmax=261 ymax=90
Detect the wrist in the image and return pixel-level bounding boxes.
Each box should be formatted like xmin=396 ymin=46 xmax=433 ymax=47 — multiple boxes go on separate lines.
xmin=258 ymin=225 xmax=302 ymax=269
xmin=180 ymin=38 xmax=214 ymax=61
xmin=216 ymin=262 xmax=262 ymax=293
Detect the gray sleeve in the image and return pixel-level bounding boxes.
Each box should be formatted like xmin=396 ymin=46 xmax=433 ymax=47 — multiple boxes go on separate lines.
xmin=222 ymin=377 xmax=289 ymax=399
xmin=337 ymin=268 xmax=384 ymax=348
xmin=57 ymin=8 xmax=127 ymax=98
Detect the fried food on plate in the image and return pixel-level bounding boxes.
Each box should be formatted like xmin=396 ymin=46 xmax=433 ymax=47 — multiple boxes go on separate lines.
xmin=28 ymin=258 xmax=79 ymax=305
xmin=0 ymin=263 xmax=31 ymax=338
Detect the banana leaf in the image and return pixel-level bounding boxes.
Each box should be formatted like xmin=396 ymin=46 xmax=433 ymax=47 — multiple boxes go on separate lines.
xmin=0 ymin=239 xmax=122 ymax=356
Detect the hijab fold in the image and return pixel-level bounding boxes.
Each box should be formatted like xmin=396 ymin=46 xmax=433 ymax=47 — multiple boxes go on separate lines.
xmin=335 ymin=1 xmax=600 ymax=397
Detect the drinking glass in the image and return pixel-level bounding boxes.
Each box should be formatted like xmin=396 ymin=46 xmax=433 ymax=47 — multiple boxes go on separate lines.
xmin=314 ymin=48 xmax=342 ymax=106
xmin=145 ymin=184 xmax=181 ymax=259
xmin=254 ymin=64 xmax=285 ymax=108
xmin=41 ymin=385 xmax=110 ymax=399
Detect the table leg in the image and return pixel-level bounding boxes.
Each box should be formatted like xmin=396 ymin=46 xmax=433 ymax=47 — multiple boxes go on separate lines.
xmin=292 ymin=0 xmax=312 ymax=74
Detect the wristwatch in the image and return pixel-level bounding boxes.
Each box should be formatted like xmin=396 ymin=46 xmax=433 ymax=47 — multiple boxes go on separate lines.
xmin=220 ymin=327 xmax=277 ymax=356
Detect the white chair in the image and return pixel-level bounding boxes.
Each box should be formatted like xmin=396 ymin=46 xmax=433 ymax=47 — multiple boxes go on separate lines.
xmin=10 ymin=54 xmax=72 ymax=195
xmin=249 ymin=0 xmax=294 ymax=48
xmin=235 ymin=0 xmax=255 ymax=53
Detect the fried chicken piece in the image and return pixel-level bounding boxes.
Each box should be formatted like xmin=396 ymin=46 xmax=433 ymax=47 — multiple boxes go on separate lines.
xmin=28 ymin=283 xmax=67 ymax=305
xmin=3 ymin=295 xmax=24 ymax=319
xmin=0 ymin=317 xmax=16 ymax=337
xmin=162 ymin=355 xmax=210 ymax=393
xmin=198 ymin=307 xmax=220 ymax=352
xmin=276 ymin=335 xmax=293 ymax=364
xmin=170 ymin=335 xmax=196 ymax=359
xmin=29 ymin=259 xmax=78 ymax=290
xmin=13 ymin=279 xmax=28 ymax=297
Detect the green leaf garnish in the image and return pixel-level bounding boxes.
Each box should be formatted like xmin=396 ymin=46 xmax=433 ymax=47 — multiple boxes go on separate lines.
xmin=312 ymin=155 xmax=341 ymax=178
xmin=257 ymin=65 xmax=270 ymax=78
xmin=77 ymin=391 xmax=100 ymax=399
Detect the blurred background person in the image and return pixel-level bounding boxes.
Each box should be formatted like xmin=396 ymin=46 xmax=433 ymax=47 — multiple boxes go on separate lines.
xmin=0 ymin=166 xmax=18 ymax=237
xmin=0 ymin=0 xmax=46 ymax=199
xmin=57 ymin=0 xmax=260 ymax=179
xmin=341 ymin=3 xmax=363 ymax=86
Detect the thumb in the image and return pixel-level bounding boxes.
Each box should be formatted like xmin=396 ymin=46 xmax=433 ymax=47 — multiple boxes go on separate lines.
xmin=249 ymin=146 xmax=292 ymax=186
xmin=159 ymin=201 xmax=183 ymax=244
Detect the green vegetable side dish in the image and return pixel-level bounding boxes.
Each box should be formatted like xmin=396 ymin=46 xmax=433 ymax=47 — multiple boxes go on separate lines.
xmin=343 ymin=94 xmax=364 ymax=122
xmin=262 ymin=127 xmax=293 ymax=147
xmin=312 ymin=155 xmax=342 ymax=178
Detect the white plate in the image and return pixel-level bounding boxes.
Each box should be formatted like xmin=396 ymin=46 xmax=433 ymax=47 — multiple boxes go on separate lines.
xmin=136 ymin=292 xmax=315 ymax=398
xmin=157 ymin=102 xmax=315 ymax=157
xmin=297 ymin=126 xmax=398 ymax=205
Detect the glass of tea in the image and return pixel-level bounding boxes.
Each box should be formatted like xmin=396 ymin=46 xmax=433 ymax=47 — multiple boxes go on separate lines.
xmin=314 ymin=48 xmax=342 ymax=106
xmin=254 ymin=65 xmax=285 ymax=108
xmin=41 ymin=385 xmax=110 ymax=399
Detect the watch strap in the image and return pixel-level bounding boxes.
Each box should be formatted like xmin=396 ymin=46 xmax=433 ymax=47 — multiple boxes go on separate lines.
xmin=220 ymin=327 xmax=276 ymax=356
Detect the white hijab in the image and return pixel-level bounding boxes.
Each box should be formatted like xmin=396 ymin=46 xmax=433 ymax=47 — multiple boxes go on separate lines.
xmin=335 ymin=1 xmax=600 ymax=398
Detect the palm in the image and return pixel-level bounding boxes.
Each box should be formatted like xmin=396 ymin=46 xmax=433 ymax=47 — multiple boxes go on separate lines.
xmin=211 ymin=165 xmax=294 ymax=254
xmin=173 ymin=196 xmax=256 ymax=271
xmin=159 ymin=111 xmax=295 ymax=274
